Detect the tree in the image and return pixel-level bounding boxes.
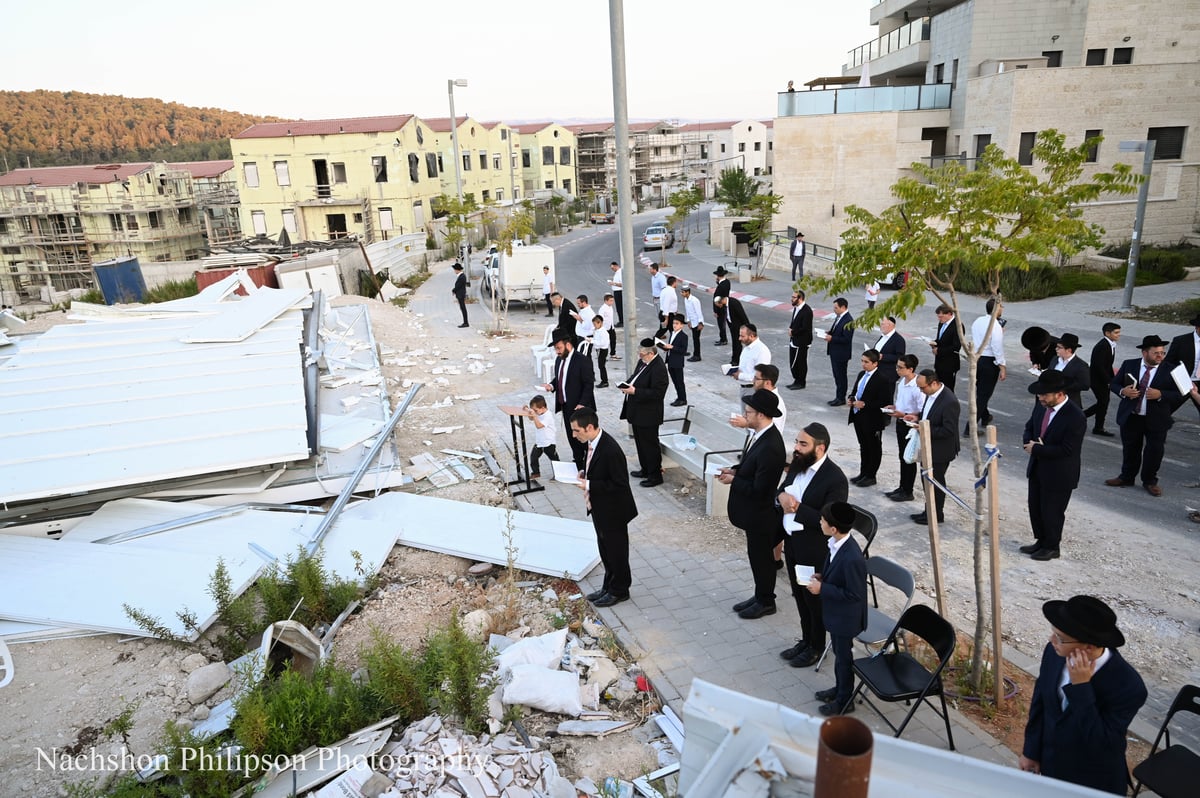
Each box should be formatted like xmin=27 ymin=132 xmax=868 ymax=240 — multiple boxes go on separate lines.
xmin=809 ymin=130 xmax=1138 ymax=696
xmin=487 ymin=208 xmax=535 ymax=333
xmin=712 ymin=167 xmax=759 ymax=215
xmin=548 ymin=194 xmax=566 ymax=234
xmin=743 ymin=192 xmax=784 ymax=273
xmin=667 ymin=186 xmax=702 ymax=252
xmin=437 ymin=194 xmax=475 ymax=263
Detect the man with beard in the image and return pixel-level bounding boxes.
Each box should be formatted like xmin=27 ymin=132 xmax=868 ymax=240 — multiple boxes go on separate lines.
xmin=785 ymin=289 xmax=813 ymax=389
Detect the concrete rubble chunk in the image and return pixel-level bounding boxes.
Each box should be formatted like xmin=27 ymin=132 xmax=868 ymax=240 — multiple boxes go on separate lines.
xmin=186 ymin=662 xmax=231 ymax=705
xmin=180 ymin=653 xmax=209 ymax=674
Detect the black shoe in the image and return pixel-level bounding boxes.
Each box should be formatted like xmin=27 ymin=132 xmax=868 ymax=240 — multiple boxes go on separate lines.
xmin=775 ymin=560 xmax=784 ymax=571
xmin=594 ymin=592 xmax=630 ymax=607
xmin=597 ymin=381 xmax=610 ymax=388
xmin=630 ymin=470 xmax=646 ymax=479
xmin=732 ymin=597 xmax=757 ymax=613
xmin=814 ymin=687 xmax=838 ymax=702
xmin=715 ymin=340 xmax=728 ymax=346
xmin=1018 ymin=542 xmax=1042 ymax=555
xmin=855 ymin=477 xmax=877 ymax=488
xmin=670 ymin=399 xmax=688 ymax=407
xmin=737 ymin=602 xmax=777 ymax=620
xmin=828 ymin=399 xmax=846 ymax=406
xmin=687 ymin=356 xmax=701 ymax=362
xmin=884 ymin=488 xmax=901 ymax=497
xmin=910 ymin=512 xmax=943 ymax=525
xmin=889 ymin=491 xmax=914 ymax=502
xmin=1031 ymin=548 xmax=1060 ymax=561
xmin=457 ymin=323 xmax=469 ymax=328
xmin=780 ymin=641 xmax=810 ymax=660
xmin=614 ymin=323 xmax=623 ymax=329
xmin=640 ymin=477 xmax=664 ymax=487
xmin=819 ymin=700 xmax=855 ymax=716
xmin=586 ymin=589 xmax=608 ymax=601
xmin=785 ymin=382 xmax=803 ymax=390
xmin=789 ymin=650 xmax=821 ymax=668
xmin=1092 ymin=428 xmax=1115 ymax=437
xmin=962 ymin=424 xmax=971 ymax=437
xmin=849 ymin=474 xmax=864 ymax=484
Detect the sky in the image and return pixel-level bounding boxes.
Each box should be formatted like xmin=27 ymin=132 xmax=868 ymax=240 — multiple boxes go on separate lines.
xmin=4 ymin=0 xmax=873 ymax=124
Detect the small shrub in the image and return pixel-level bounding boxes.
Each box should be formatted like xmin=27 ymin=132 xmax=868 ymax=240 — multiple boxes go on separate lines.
xmin=74 ymin=288 xmax=105 ymax=305
xmin=425 ymin=233 xmax=437 ymax=251
xmin=142 ymin=277 xmax=199 ymax=303
xmin=362 ymin=628 xmax=428 ymax=721
xmin=950 ymin=261 xmax=1059 ymax=300
xmin=420 ymin=616 xmax=497 ymax=734
xmin=1139 ymin=249 xmax=1188 ymax=280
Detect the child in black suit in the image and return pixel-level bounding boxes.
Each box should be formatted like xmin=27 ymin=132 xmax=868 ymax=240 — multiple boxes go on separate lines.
xmin=809 ymin=501 xmax=868 ymax=716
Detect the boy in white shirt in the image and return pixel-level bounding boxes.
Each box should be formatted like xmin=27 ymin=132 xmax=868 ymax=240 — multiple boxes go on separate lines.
xmin=525 ymin=395 xmax=559 ymax=479
xmin=590 ymin=315 xmax=610 ymax=387
xmin=600 ymin=293 xmax=619 ymax=361
xmin=542 ymin=266 xmax=555 ymax=318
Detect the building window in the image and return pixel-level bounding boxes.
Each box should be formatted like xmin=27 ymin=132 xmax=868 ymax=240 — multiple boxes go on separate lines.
xmin=522 ymin=149 xmax=531 ymax=168
xmin=331 ymin=163 xmax=347 ymax=184
xmin=409 ymin=153 xmax=421 ymax=182
xmin=493 ymin=153 xmax=501 ymax=170
xmin=1042 ymin=50 xmax=1062 ymax=67
xmin=109 ymin=213 xmax=124 ymax=231
xmin=974 ymin=134 xmax=992 ymax=158
xmin=243 ymin=162 xmax=259 ymax=188
xmin=426 ymin=153 xmax=439 ymax=178
xmin=753 ymin=167 xmax=761 ymax=176
xmin=934 ymin=63 xmax=944 ymax=83
xmin=501 ymin=129 xmax=508 ymax=141
xmin=148 ymin=211 xmax=162 ymax=229
xmin=1084 ymin=129 xmax=1102 ymax=163
xmin=951 ymin=58 xmax=959 ymax=91
xmin=437 ymin=154 xmax=444 ymax=172
xmin=562 ymin=179 xmax=570 ymax=192
xmin=478 ymin=150 xmax=487 ymax=170
xmin=769 ymin=142 xmax=773 ymax=150
xmin=542 ymin=146 xmax=554 ymax=165
xmin=754 ymin=142 xmax=761 ymax=152
xmin=481 ymin=190 xmax=490 ymax=202
xmin=125 ymin=214 xmax=139 ymax=231
xmin=251 ymin=211 xmax=267 ymax=236
xmin=544 ymin=180 xmax=554 ymax=189
xmin=653 ymin=147 xmax=661 ymax=156
xmin=720 ymin=144 xmax=726 ymax=153
xmin=559 ymin=146 xmax=571 ymax=165
xmin=281 ymin=209 xmax=297 ymax=233
xmin=1147 ymin=126 xmax=1186 ymax=160
xmin=737 ymin=143 xmax=746 ymax=152
xmin=178 ymin=207 xmax=193 ymax=224
xmin=1112 ymin=47 xmax=1133 ymax=65
xmin=462 ymin=153 xmax=472 ymax=171
xmin=496 ymin=189 xmax=504 ymax=201
xmin=378 ymin=208 xmax=393 ymax=231
xmin=353 ymin=213 xmax=363 ymax=223
xmin=372 ymin=156 xmax=388 ymax=182
xmin=700 ymin=145 xmax=708 ymax=159
xmin=415 ymin=126 xmax=423 ymax=145
xmin=274 ymin=161 xmax=290 ymax=186
xmin=1085 ymin=49 xmax=1106 ymax=66
xmin=1018 ymin=132 xmax=1037 ymax=166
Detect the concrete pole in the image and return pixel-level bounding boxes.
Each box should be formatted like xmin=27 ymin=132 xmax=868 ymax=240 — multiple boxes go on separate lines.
xmin=1119 ymin=141 xmax=1155 ymax=312
xmin=609 ymin=0 xmax=637 ymax=358
xmin=448 ymin=79 xmax=467 ymax=283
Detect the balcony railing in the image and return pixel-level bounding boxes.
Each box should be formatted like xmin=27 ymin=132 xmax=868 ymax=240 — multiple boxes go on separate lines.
xmin=778 ymin=83 xmax=950 ymax=117
xmin=848 ymin=17 xmax=930 ymax=68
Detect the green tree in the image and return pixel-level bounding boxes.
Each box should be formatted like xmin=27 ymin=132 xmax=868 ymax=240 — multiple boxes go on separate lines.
xmin=744 ymin=191 xmax=784 ymax=271
xmin=667 ymin=185 xmax=702 ymax=252
xmin=810 ymin=130 xmax=1138 ymax=696
xmin=548 ymin=194 xmax=566 ymax=234
xmin=712 ymin=167 xmax=759 ymax=215
xmin=437 ymin=194 xmax=475 ymax=263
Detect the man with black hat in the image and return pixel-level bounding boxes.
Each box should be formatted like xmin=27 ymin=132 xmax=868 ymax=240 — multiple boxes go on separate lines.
xmin=1019 ymin=370 xmax=1087 ymax=560
xmin=1084 ymin=323 xmax=1121 ymax=436
xmin=714 ymin=295 xmax=751 ymax=366
xmin=717 ymin=389 xmax=787 ymax=620
xmin=659 ymin=313 xmax=689 ymax=406
xmin=785 ymin=288 xmax=813 ymax=389
xmin=619 ymin=338 xmax=668 ymax=487
xmin=712 ymin=265 xmax=732 ymax=345
xmin=789 ymin=231 xmax=806 ymax=281
xmin=541 ymin=328 xmax=596 ymax=470
xmin=1105 ymin=334 xmax=1181 ymax=496
xmin=550 ymin=292 xmax=578 ymax=340
xmin=1051 ymin=332 xmax=1089 ymax=407
xmin=1021 ymin=595 xmax=1147 ymax=794
xmin=450 ymin=262 xmax=469 ymax=328
xmin=1166 ymin=313 xmax=1200 ymax=420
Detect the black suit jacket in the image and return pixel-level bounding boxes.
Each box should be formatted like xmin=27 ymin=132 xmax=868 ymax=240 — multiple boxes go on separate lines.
xmin=933 ymin=317 xmax=962 ymax=376
xmin=727 ymin=425 xmax=786 ymax=533
xmin=921 ymin=387 xmax=961 ymax=464
xmin=1167 ymin=330 xmax=1197 ymax=375
xmin=620 ymin=356 xmax=667 ymax=427
xmin=788 ymin=303 xmax=814 ymax=348
xmin=847 ymin=369 xmax=893 ymax=431
xmin=549 ymin=349 xmax=595 ymax=415
xmin=827 ymin=312 xmax=854 ymax=358
xmin=1023 ymin=643 xmax=1147 ymax=794
xmin=1089 ymin=338 xmax=1116 ymax=394
xmin=1057 ymin=356 xmax=1090 ymax=408
xmin=1023 ymin=400 xmax=1086 ymax=489
xmin=874 ymin=333 xmax=906 ymax=380
xmin=585 ymin=430 xmax=639 ymax=527
xmin=1110 ymin=358 xmax=1181 ymax=431
xmin=452 ymin=273 xmax=467 ymax=299
xmin=777 ymin=458 xmax=849 ymax=566
xmin=663 ymin=328 xmax=688 ymax=368
xmin=725 ymin=296 xmax=750 ymax=335
xmin=555 ymin=298 xmax=578 ymax=336
xmin=712 ymin=277 xmax=731 ymax=310
xmin=819 ymin=537 xmax=868 ymax=637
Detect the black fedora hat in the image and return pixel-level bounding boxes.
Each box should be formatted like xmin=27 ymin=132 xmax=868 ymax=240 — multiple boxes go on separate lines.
xmin=547 ymin=328 xmax=573 ymax=347
xmin=1043 ymin=595 xmax=1125 ymax=648
xmin=451 ymin=261 xmax=464 ymax=271
xmin=1137 ymin=334 xmax=1169 ymax=350
xmin=713 ymin=266 xmax=729 ymax=276
xmin=1028 ymin=369 xmax=1068 ymax=395
xmin=1057 ymin=332 xmax=1080 ymax=350
xmin=1189 ymin=314 xmax=1200 ymax=327
xmin=741 ymin=388 xmax=782 ymax=418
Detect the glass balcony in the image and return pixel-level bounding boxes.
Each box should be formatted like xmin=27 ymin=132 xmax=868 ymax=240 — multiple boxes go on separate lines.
xmin=848 ymin=17 xmax=931 ymax=69
xmin=778 ymin=83 xmax=951 ymax=117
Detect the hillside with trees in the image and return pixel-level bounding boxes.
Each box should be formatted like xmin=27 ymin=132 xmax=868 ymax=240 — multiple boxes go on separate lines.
xmin=0 ymin=90 xmax=281 ymax=169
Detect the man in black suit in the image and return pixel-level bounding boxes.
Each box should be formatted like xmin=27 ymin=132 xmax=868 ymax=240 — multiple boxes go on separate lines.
xmin=809 ymin=501 xmax=868 ymax=716
xmin=1166 ymin=313 xmax=1200 ymax=420
xmin=619 ymin=338 xmax=668 ymax=487
xmin=906 ymin=370 xmax=960 ymax=525
xmin=714 ymin=295 xmax=750 ymax=366
xmin=450 ymin=262 xmax=468 ymax=327
xmin=1105 ymin=334 xmax=1181 ymax=497
xmin=1018 ymin=370 xmax=1087 ymax=561
xmin=712 ymin=265 xmax=732 ymax=345
xmin=718 ymin=389 xmax=787 ymax=620
xmin=1084 ymin=322 xmax=1120 ymax=436
xmin=789 ymin=231 xmax=806 ymax=281
xmin=659 ymin=313 xmax=689 ymax=406
xmin=1051 ymin=332 xmax=1089 ymax=408
xmin=823 ymin=297 xmax=854 ymax=406
xmin=930 ymin=304 xmax=961 ymax=391
xmin=847 ymin=349 xmax=892 ymax=488
xmin=871 ymin=315 xmax=906 ymax=385
xmin=1021 ymin=595 xmax=1146 ymax=795
xmin=543 ymin=328 xmax=596 ymax=470
xmin=571 ymin=408 xmax=639 ymax=608
xmin=776 ymin=422 xmax=849 ymax=668
xmin=786 ymin=289 xmax=814 ymax=389
xmin=549 ymin=292 xmax=577 ymax=340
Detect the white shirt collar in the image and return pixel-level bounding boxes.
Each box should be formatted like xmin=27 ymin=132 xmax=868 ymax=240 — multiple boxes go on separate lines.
xmin=828 ymin=533 xmax=850 ymax=559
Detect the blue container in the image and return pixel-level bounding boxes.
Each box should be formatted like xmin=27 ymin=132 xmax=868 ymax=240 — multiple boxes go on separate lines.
xmin=92 ymin=256 xmax=147 ymax=305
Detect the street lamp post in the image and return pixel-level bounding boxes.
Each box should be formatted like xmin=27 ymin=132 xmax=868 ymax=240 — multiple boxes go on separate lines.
xmin=1117 ymin=139 xmax=1155 ymax=311
xmin=448 ymin=78 xmax=468 ymax=282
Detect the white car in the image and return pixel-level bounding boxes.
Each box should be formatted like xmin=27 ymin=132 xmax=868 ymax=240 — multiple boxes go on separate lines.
xmin=642 ymin=225 xmax=675 ymax=250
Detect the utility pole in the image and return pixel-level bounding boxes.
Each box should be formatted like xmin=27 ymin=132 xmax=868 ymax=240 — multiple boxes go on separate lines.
xmin=1117 ymin=139 xmax=1155 ymax=312
xmin=610 ymin=0 xmax=637 ymax=360
xmin=448 ymin=78 xmax=468 ymax=284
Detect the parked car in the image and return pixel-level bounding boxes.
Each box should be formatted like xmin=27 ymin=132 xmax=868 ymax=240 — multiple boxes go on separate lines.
xmin=642 ymin=225 xmax=675 ymax=250
xmin=590 ymin=212 xmax=615 ymax=224
xmin=883 ymin=269 xmax=908 ymax=289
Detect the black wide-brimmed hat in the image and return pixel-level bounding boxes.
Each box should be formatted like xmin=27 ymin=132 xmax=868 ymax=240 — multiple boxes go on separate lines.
xmin=1043 ymin=595 xmax=1125 ymax=648
xmin=741 ymin=388 xmax=782 ymax=418
xmin=1057 ymin=332 xmax=1080 ymax=350
xmin=547 ymin=328 xmax=573 ymax=347
xmin=1137 ymin=334 xmax=1169 ymax=350
xmin=451 ymin=262 xmax=463 ymax=271
xmin=1027 ymin=369 xmax=1068 ymax=395
xmin=713 ymin=266 xmax=729 ymax=276
xmin=1188 ymin=314 xmax=1200 ymax=328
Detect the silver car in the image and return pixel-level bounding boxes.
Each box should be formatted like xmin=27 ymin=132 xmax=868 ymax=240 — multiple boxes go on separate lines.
xmin=642 ymin=225 xmax=675 ymax=250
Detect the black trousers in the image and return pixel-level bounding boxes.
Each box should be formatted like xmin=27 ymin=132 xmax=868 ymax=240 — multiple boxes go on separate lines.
xmin=594 ymin=520 xmax=631 ymax=597
xmin=632 ymin=423 xmax=662 ymax=476
xmin=831 ymin=633 xmax=855 ymax=705
xmin=936 ymin=365 xmax=959 ymax=394
xmin=745 ymin=522 xmax=778 ymax=605
xmin=784 ymin=534 xmax=824 ymax=648
xmin=1118 ymin=414 xmax=1167 ymax=486
xmin=544 ymin=293 xmax=553 ymax=316
xmin=690 ymin=326 xmax=702 ymax=360
xmin=608 ymin=328 xmax=617 ymax=358
xmin=853 ymin=419 xmax=883 ymax=479
xmin=668 ymin=365 xmax=686 ymax=402
xmin=831 ymin=355 xmax=849 ymax=402
xmin=563 ymin=410 xmax=587 ymax=470
xmin=613 ymin=290 xmax=624 ymax=325
xmin=456 ymin=295 xmax=468 ymax=325
xmin=789 ymin=344 xmax=808 ymax=386
xmin=715 ymin=308 xmax=728 ymax=342
xmin=1028 ymin=476 xmax=1073 ymax=549
xmin=595 ymin=350 xmax=608 ymax=384
xmin=924 ymin=459 xmax=951 ymax=520
xmin=530 ymin=444 xmax=558 ymax=475
xmin=730 ymin=337 xmax=743 ymax=367
xmin=895 ymin=423 xmax=917 ymax=492
xmin=1084 ymin=384 xmax=1111 ymax=430
xmin=791 ymin=256 xmax=805 ymax=282
xmin=975 ymin=356 xmax=1000 ymax=423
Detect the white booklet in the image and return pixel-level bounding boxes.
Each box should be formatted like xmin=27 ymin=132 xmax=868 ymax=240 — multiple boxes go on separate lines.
xmin=1169 ymin=363 xmax=1194 ymax=394
xmin=794 ymin=564 xmax=815 ymax=586
xmin=552 ymin=460 xmax=582 ymax=485
xmin=782 ymin=513 xmax=804 ymax=533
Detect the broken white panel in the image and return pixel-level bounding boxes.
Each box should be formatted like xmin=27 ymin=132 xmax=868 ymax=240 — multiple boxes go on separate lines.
xmin=680 ymin=680 xmax=1106 ymax=797
xmin=180 ymin=287 xmax=311 ymax=343
xmin=0 ymin=637 xmax=13 ymax=687
xmin=359 ymin=492 xmax=600 ymax=580
xmin=409 ymin=453 xmax=459 ymax=487
xmin=247 ymin=721 xmax=395 ymax=798
xmin=320 ymin=416 xmax=384 ymax=452
xmin=139 ymin=467 xmax=286 ymax=498
xmin=0 ymin=620 xmax=100 ymax=644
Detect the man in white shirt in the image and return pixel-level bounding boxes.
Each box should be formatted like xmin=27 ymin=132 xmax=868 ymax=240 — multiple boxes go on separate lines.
xmin=658 ymin=275 xmax=679 ymax=336
xmin=571 ymin=295 xmax=594 ymax=343
xmin=969 ymin=297 xmax=1007 ymax=434
xmin=648 ymin=262 xmax=667 ymax=312
xmin=886 ymin=354 xmax=923 ymax=501
xmin=731 ymin=364 xmax=787 ymax=436
xmin=729 ymin=323 xmax=771 ymax=386
xmin=541 ymin=266 xmax=555 ymax=318
xmin=606 ymin=261 xmax=624 ymax=328
xmin=599 ymin=293 xmax=617 ymax=360
xmin=681 ymin=284 xmax=705 ymax=362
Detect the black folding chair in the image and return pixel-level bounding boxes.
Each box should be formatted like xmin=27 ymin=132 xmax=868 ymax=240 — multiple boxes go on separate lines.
xmin=850 ymin=505 xmax=879 ymax=606
xmin=815 ymin=556 xmax=915 ymax=672
xmin=845 ymin=604 xmax=957 ymax=750
xmin=1132 ymin=684 xmax=1200 ymax=798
